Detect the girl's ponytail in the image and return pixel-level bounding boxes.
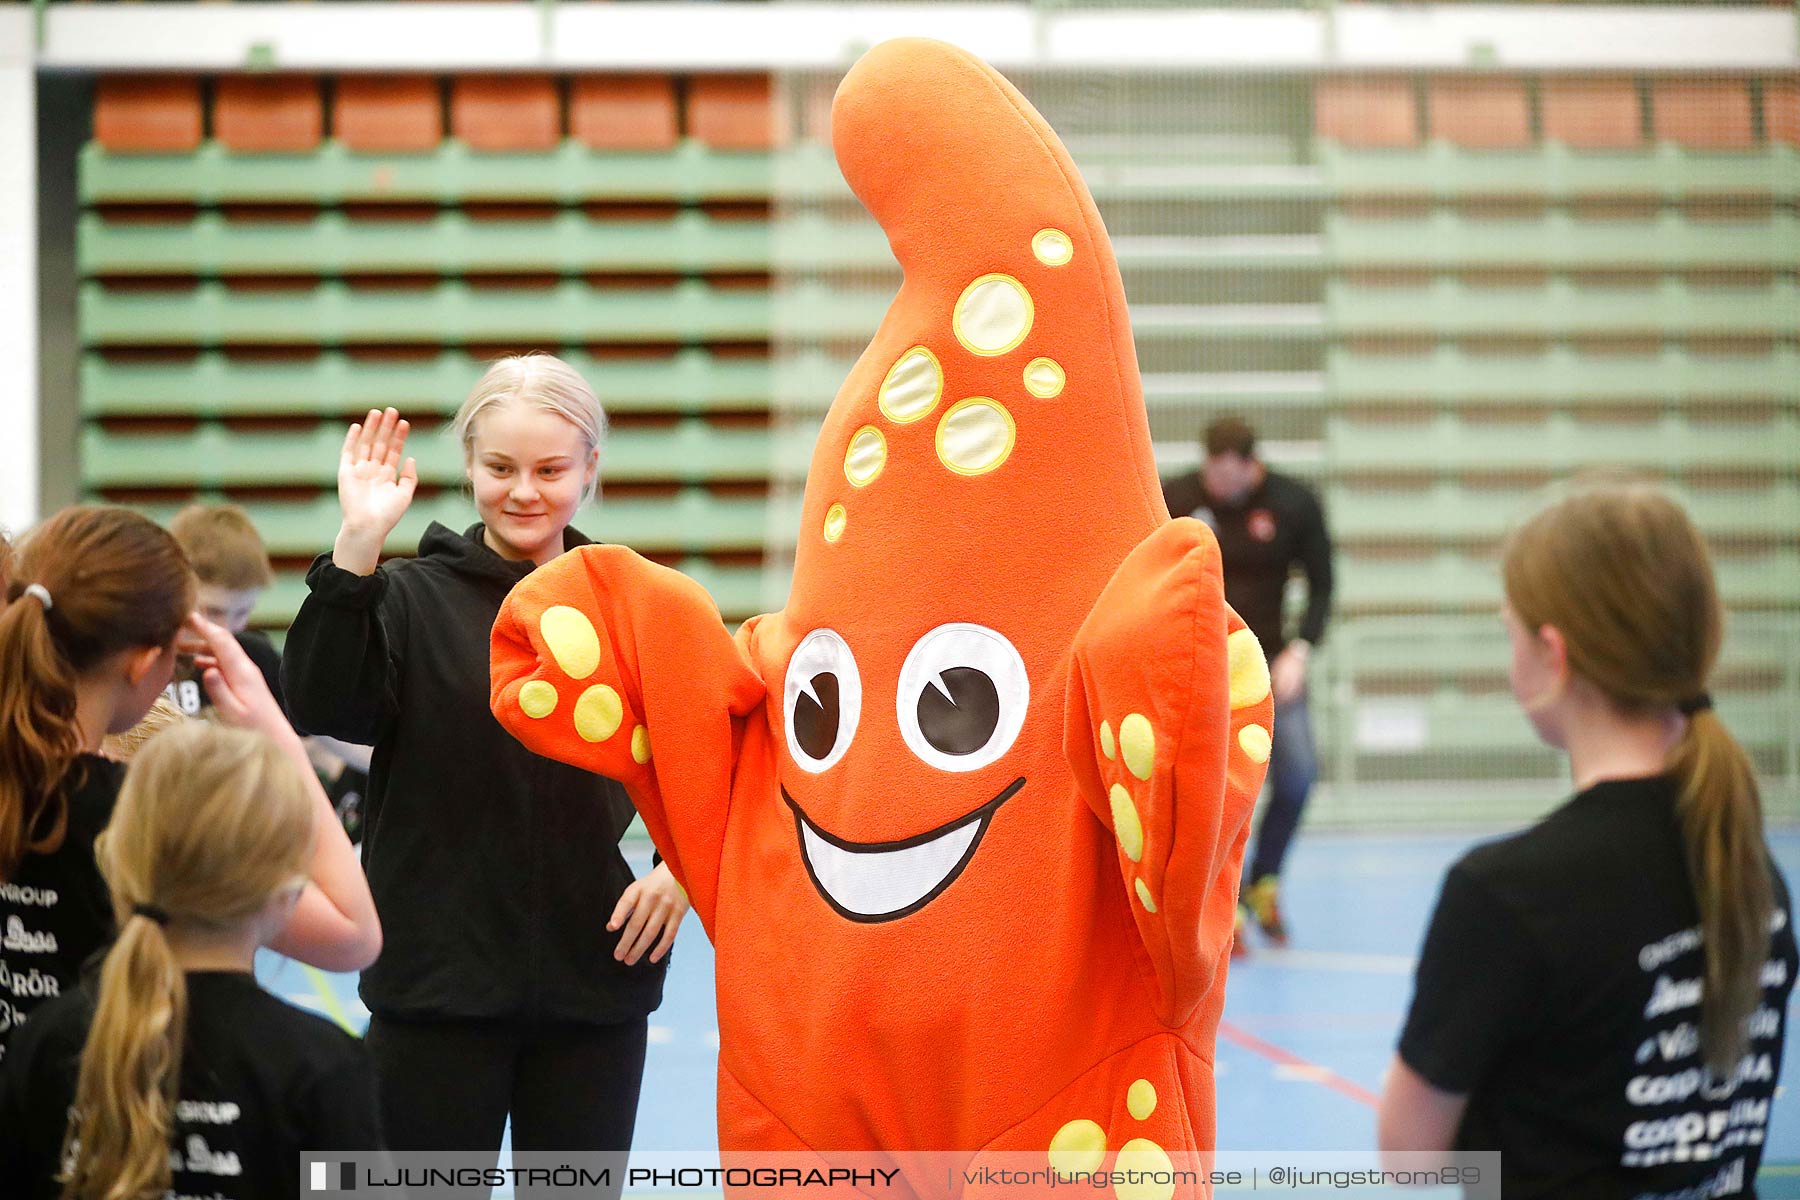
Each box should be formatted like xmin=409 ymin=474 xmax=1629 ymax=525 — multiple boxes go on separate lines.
xmin=0 ymin=507 xmax=193 ymax=882
xmin=58 ymin=911 xmax=186 ymax=1200
xmin=0 ymin=593 xmax=84 ymax=874
xmin=1668 ymin=706 xmax=1774 ymax=1078
xmin=55 ymin=724 xmax=315 ymax=1200
xmin=1504 ymin=483 xmax=1775 ymax=1080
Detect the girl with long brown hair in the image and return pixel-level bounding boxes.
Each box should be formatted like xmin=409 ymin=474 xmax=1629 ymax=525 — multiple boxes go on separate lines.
xmin=0 ymin=506 xmax=380 ymax=1057
xmin=0 ymin=721 xmax=384 ymax=1200
xmin=1379 ymin=483 xmax=1796 ymax=1197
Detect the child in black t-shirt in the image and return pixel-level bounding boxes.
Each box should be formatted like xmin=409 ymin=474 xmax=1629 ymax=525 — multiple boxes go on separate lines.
xmin=0 ymin=721 xmax=385 ymax=1200
xmin=0 ymin=507 xmax=381 ymax=1063
xmin=0 ymin=507 xmax=199 ymax=1050
xmin=168 ymin=501 xmax=374 ymax=837
xmin=165 ymin=502 xmax=286 ymax=717
xmin=1379 ymin=485 xmax=1797 ymax=1199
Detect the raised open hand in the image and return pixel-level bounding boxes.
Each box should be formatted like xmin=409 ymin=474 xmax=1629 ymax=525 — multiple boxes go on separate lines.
xmin=333 ymin=408 xmax=419 ymax=576
xmin=338 ymin=407 xmax=418 ymax=541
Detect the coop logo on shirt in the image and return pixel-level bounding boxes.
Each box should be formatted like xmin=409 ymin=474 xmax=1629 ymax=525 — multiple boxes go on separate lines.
xmin=1247 ymin=509 xmax=1277 ymax=543
xmin=1619 ymin=909 xmax=1791 ymax=1171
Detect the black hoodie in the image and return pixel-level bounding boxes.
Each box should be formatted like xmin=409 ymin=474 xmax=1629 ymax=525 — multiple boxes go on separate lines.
xmin=281 ymin=522 xmax=666 ymax=1024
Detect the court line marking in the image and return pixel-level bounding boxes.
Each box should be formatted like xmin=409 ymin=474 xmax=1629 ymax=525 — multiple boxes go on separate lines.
xmin=299 ymin=964 xmax=359 ymax=1035
xmin=1218 ymin=1021 xmax=1380 ymax=1109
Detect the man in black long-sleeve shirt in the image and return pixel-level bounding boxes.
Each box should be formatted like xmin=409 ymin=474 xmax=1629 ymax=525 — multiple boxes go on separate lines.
xmin=1162 ymin=416 xmax=1333 ymax=950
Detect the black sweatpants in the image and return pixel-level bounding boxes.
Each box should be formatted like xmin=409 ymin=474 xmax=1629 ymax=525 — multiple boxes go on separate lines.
xmin=364 ymin=1013 xmax=648 ymax=1198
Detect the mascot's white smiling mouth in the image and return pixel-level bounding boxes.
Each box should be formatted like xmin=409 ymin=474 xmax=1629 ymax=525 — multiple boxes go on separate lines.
xmin=783 ymin=779 xmax=1025 ymax=923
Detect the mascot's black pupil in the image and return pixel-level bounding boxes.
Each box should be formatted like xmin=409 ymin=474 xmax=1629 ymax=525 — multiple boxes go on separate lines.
xmin=918 ymin=667 xmax=1000 ymax=756
xmin=794 ymin=673 xmax=841 ymax=760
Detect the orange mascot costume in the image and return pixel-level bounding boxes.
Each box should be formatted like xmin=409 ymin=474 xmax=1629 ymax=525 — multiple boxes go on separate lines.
xmin=491 ymin=38 xmax=1272 ymax=1198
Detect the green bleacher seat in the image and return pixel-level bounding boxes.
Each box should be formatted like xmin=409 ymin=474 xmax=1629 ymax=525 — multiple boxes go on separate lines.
xmin=1326 ymin=277 xmax=1799 ymax=340
xmin=1128 ymin=303 xmax=1326 ymax=340
xmin=1334 ymin=689 xmax=1791 ymax=757
xmin=80 ymin=210 xmax=774 ymax=277
xmin=83 ymin=419 xmax=802 ymax=488
xmin=1327 ymin=481 xmax=1800 ymax=544
xmin=1321 ymin=613 xmax=1799 ymax=682
xmin=79 ymin=349 xmax=843 ymax=419
xmin=80 ymin=137 xmax=1331 ymax=210
xmin=81 ymin=138 xmax=792 ymax=206
xmin=1328 ymin=344 xmax=1800 ymax=406
xmin=80 ymin=279 xmax=798 ymax=347
xmin=1320 ymin=141 xmax=1800 ymax=202
xmin=1327 ymin=209 xmax=1799 ymax=271
xmin=1144 ymin=370 xmax=1326 ymax=412
xmin=78 ymin=209 xmax=916 ymax=279
xmin=1080 ymin=161 xmax=1325 ymax=203
xmin=1334 ymin=549 xmax=1796 ymax=614
xmin=1326 ymin=413 xmax=1800 ymax=474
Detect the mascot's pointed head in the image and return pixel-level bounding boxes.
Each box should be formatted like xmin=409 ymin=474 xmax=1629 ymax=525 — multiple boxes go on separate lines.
xmin=748 ymin=38 xmax=1166 ymax=923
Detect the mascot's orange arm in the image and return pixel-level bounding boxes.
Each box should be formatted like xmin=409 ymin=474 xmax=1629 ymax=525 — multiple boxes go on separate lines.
xmin=1063 ymin=518 xmax=1273 ymax=1026
xmin=489 ymin=544 xmax=765 ymax=931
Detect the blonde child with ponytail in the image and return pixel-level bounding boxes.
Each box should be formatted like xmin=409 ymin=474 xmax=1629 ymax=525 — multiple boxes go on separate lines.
xmin=0 ymin=507 xmax=380 ymax=1060
xmin=1379 ymin=484 xmax=1796 ymax=1197
xmin=0 ymin=722 xmax=384 ymax=1200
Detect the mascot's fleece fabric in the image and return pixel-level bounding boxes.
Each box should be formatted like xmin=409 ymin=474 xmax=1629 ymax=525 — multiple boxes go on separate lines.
xmin=490 ymin=38 xmax=1273 ymax=1199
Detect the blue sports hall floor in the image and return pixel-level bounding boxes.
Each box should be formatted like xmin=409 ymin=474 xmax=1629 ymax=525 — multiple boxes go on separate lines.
xmin=259 ymin=830 xmax=1800 ymax=1196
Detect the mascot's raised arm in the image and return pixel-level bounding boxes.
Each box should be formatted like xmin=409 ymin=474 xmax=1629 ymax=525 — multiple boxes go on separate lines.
xmin=490 ymin=37 xmax=1272 ymax=1198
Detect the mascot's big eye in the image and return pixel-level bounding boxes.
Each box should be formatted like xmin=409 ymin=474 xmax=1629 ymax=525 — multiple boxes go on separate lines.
xmin=784 ymin=629 xmax=862 ymax=773
xmin=896 ymin=623 xmax=1029 ymax=773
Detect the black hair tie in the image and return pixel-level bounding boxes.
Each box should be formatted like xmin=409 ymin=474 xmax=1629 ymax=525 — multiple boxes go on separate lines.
xmin=131 ymin=903 xmax=170 ymax=926
xmin=1678 ymin=693 xmax=1713 ymax=717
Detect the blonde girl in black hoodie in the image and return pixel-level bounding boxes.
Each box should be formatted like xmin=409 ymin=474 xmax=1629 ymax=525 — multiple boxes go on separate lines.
xmin=282 ymin=355 xmax=687 ymax=1178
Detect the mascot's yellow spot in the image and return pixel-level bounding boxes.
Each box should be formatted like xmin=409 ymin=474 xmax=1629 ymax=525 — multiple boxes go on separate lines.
xmin=845 ymin=426 xmax=887 ymax=488
xmin=1120 ymin=714 xmax=1155 ymax=782
xmin=1023 ymin=357 xmax=1066 ymax=399
xmin=1227 ymin=629 xmax=1271 ymax=709
xmin=1049 ymin=1119 xmax=1107 ymax=1179
xmin=1238 ymin=723 xmax=1272 ymax=764
xmin=1135 ymin=879 xmax=1158 ymax=913
xmin=1114 ymin=1139 xmax=1175 ymax=1200
xmin=540 ymin=605 xmax=601 ymax=680
xmin=1100 ymin=720 xmax=1115 ymax=760
xmin=518 ymin=680 xmax=558 ymax=720
xmin=1127 ymin=1079 xmax=1157 ymax=1121
xmin=631 ymin=726 xmax=652 ymax=764
xmin=879 ymin=346 xmax=943 ymax=423
xmin=1033 ymin=228 xmax=1074 ymax=267
xmin=823 ymin=503 xmax=847 ymax=544
xmin=1109 ymin=784 xmax=1143 ymax=863
xmin=936 ymin=398 xmax=1016 ymax=476
xmin=953 ymin=274 xmax=1033 ymax=356
xmin=574 ymin=684 xmax=624 ymax=743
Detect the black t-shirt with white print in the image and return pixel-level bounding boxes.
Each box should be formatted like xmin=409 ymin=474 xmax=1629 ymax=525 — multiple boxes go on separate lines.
xmin=0 ymin=970 xmax=383 ymax=1200
xmin=1400 ymin=774 xmax=1797 ymax=1199
xmin=0 ymin=754 xmax=125 ymax=1062
xmin=166 ymin=629 xmax=286 ymax=720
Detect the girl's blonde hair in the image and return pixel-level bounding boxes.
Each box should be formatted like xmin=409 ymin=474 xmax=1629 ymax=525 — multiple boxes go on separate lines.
xmin=1502 ymin=483 xmax=1772 ymax=1078
xmin=99 ymin=695 xmax=188 ymax=763
xmin=0 ymin=507 xmax=194 ymax=881
xmin=59 ymin=724 xmax=315 ymax=1200
xmin=451 ymin=353 xmax=607 ymax=506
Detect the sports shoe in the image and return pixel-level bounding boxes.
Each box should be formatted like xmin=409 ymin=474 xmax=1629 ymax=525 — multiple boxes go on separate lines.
xmin=1246 ymin=874 xmax=1288 ymax=947
xmin=1230 ymin=903 xmax=1251 ymax=959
